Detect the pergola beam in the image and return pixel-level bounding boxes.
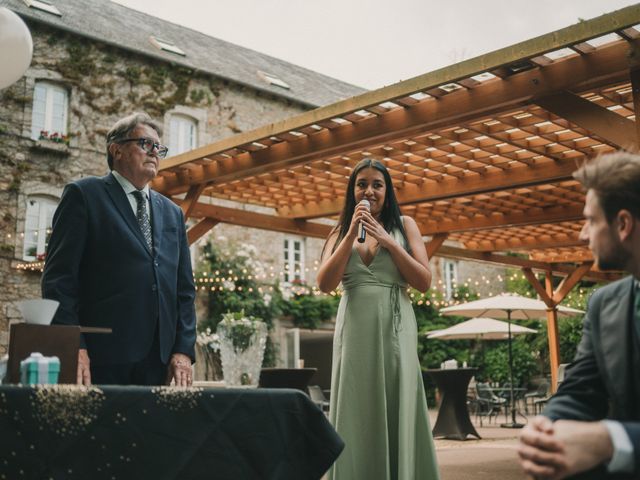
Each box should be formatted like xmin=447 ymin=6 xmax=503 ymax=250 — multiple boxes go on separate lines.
xmin=181 ymin=183 xmax=207 ymax=218
xmin=154 ymin=40 xmax=635 ymax=197
xmin=630 ymin=63 xmax=640 ymax=146
xmin=418 ymin=205 xmax=584 ymax=236
xmin=552 ymin=262 xmax=593 ymax=304
xmin=156 ymin=4 xmax=640 ymax=175
xmin=426 ymin=233 xmax=448 ymax=258
xmin=522 ymin=268 xmax=554 ymax=307
xmin=185 ymin=202 xmax=331 ymax=239
xmin=436 ymin=245 xmax=617 ymax=282
xmin=534 ymin=91 xmax=638 ymax=150
xmin=463 ymin=236 xmax=583 ymax=252
xmin=187 ymin=218 xmax=219 ymax=245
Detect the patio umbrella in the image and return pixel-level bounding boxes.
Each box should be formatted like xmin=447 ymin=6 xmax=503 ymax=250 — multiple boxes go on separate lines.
xmin=427 ymin=317 xmax=537 ymax=340
xmin=439 ymin=294 xmax=583 ymax=428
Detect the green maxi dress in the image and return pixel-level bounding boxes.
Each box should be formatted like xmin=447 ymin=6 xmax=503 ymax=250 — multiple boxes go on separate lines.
xmin=329 ymin=231 xmax=440 ymax=480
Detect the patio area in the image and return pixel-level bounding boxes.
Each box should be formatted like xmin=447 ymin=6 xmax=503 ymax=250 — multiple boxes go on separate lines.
xmin=431 ymin=410 xmax=524 ymax=480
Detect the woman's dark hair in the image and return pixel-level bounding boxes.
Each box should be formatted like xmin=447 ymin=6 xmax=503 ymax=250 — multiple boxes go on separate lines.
xmin=323 ymin=158 xmax=410 ymax=256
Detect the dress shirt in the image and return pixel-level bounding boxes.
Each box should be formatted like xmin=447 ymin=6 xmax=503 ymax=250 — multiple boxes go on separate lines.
xmin=111 ymin=170 xmax=151 ymax=221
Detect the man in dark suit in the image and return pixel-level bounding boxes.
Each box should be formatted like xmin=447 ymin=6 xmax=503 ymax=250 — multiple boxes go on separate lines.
xmin=42 ymin=112 xmax=196 ymax=386
xmin=518 ymin=152 xmax=640 ymax=479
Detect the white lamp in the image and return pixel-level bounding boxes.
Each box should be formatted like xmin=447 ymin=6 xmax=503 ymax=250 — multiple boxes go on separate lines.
xmin=0 ymin=7 xmax=33 ymax=89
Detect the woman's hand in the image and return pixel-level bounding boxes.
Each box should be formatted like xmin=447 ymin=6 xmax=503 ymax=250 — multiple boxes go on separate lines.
xmin=360 ymin=210 xmax=394 ymax=248
xmin=347 ymin=202 xmax=372 ymax=239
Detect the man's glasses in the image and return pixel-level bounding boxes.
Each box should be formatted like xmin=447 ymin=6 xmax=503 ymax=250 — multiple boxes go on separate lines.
xmin=118 ymin=138 xmax=168 ymax=159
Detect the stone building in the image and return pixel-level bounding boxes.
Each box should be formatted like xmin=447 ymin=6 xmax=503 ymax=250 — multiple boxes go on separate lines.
xmin=0 ymin=0 xmax=363 ymax=354
xmin=0 ymin=0 xmax=505 ymax=379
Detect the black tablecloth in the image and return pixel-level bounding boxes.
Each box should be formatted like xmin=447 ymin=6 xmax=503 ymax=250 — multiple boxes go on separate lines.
xmin=424 ymin=368 xmax=480 ymax=440
xmin=0 ymin=385 xmax=343 ymax=480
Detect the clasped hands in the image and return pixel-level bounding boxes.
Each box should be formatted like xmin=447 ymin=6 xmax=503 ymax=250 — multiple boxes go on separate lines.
xmin=518 ymin=416 xmax=613 ymax=479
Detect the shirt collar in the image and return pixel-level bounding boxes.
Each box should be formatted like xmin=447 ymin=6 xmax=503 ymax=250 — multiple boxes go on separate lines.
xmin=111 ymin=170 xmax=150 ymax=198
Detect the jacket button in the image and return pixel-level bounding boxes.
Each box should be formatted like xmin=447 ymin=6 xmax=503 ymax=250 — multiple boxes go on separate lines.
xmin=151 ymin=284 xmax=157 ymax=291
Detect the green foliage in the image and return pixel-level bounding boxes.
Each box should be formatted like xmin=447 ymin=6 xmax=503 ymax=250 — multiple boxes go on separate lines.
xmin=0 ymin=243 xmax=14 ymax=256
xmin=281 ymin=293 xmax=339 ymax=329
xmin=197 ymin=241 xmax=280 ymax=367
xmin=481 ymin=337 xmax=537 ymax=386
xmin=189 ymin=89 xmax=207 ymax=104
xmin=219 ymin=312 xmax=264 ymax=353
xmin=504 ymin=268 xmax=536 ymax=297
xmin=60 ymin=40 xmax=96 ymax=80
xmin=124 ymin=66 xmax=141 ymax=83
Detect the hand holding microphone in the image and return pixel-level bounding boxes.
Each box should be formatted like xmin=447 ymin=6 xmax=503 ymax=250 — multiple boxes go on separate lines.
xmin=357 ymin=199 xmax=370 ymax=243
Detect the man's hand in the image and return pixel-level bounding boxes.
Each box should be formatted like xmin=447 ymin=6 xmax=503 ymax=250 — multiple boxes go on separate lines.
xmin=518 ymin=416 xmax=614 ymax=479
xmin=77 ymin=348 xmax=91 ymax=385
xmin=166 ymin=353 xmax=192 ymax=387
xmin=518 ymin=416 xmax=565 ymax=479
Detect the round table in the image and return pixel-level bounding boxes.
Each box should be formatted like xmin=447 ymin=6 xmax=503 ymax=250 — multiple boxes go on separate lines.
xmin=424 ymin=368 xmax=480 ymax=440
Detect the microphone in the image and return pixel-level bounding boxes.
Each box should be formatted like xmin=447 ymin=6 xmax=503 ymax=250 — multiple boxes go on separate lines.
xmin=357 ymin=199 xmax=370 ymax=243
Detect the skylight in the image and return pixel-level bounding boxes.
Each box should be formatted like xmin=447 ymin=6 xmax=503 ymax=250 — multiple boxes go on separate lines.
xmin=257 ymin=71 xmax=290 ymax=90
xmin=149 ymin=36 xmax=186 ymax=56
xmin=22 ymin=0 xmax=61 ymax=16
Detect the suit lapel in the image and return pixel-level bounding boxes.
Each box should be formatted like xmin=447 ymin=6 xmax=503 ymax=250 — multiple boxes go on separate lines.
xmin=150 ymin=190 xmax=164 ymax=254
xmin=599 ymin=277 xmax=634 ymax=411
xmin=103 ymin=173 xmax=153 ymax=257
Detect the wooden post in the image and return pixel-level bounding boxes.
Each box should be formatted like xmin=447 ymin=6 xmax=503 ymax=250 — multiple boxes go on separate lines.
xmin=630 ymin=67 xmax=640 ymax=148
xmin=545 ymin=272 xmax=561 ymax=392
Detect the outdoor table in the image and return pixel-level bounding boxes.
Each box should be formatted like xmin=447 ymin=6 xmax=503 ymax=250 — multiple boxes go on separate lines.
xmin=0 ymin=384 xmax=343 ymax=480
xmin=493 ymin=386 xmax=528 ymax=421
xmin=424 ymin=368 xmax=481 ymax=440
xmin=259 ymin=367 xmax=317 ymax=391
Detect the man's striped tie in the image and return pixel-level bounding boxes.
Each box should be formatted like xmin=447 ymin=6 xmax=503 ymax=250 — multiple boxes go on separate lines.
xmin=132 ymin=190 xmax=152 ymax=250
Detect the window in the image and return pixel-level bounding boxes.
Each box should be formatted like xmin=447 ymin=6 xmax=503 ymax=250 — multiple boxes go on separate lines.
xmin=443 ymin=260 xmax=458 ymax=299
xmin=283 ymin=236 xmax=305 ymax=284
xmin=22 ymin=0 xmax=62 ymax=16
xmin=23 ymin=196 xmax=57 ymax=261
xmin=168 ymin=115 xmax=197 ymax=155
xmin=31 ymin=81 xmax=68 ymax=140
xmin=257 ymin=70 xmax=290 ymax=90
xmin=149 ymin=36 xmax=186 ymax=56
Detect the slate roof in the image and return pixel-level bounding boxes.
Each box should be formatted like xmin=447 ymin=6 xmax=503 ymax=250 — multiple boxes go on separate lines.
xmin=2 ymin=0 xmax=365 ymax=107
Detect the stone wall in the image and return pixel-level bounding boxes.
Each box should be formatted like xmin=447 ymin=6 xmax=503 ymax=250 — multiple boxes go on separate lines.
xmin=0 ymin=21 xmax=309 ymax=353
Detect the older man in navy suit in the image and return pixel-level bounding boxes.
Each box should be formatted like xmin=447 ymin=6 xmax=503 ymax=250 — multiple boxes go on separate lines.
xmin=42 ymin=112 xmax=196 ymax=386
xmin=518 ymin=152 xmax=640 ymax=479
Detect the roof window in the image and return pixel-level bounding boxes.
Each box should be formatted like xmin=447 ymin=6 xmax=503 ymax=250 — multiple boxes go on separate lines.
xmin=257 ymin=70 xmax=290 ymax=90
xmin=22 ymin=0 xmax=61 ymax=16
xmin=149 ymin=36 xmax=186 ymax=56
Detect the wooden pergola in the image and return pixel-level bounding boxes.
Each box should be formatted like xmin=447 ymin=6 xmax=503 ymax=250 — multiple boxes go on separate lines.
xmin=152 ymin=5 xmax=640 ymax=390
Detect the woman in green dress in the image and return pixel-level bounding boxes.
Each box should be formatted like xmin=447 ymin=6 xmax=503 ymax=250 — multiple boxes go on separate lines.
xmin=318 ymin=159 xmax=440 ymax=479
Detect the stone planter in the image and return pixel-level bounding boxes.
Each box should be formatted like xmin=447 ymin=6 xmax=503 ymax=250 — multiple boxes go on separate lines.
xmin=217 ymin=319 xmax=267 ymax=388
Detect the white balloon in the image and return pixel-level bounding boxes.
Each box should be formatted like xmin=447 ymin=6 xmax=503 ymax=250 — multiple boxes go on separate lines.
xmin=0 ymin=7 xmax=33 ymax=89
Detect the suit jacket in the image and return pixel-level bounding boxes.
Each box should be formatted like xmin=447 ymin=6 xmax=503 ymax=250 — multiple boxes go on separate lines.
xmin=544 ymin=276 xmax=640 ymax=478
xmin=42 ymin=173 xmax=196 ymax=366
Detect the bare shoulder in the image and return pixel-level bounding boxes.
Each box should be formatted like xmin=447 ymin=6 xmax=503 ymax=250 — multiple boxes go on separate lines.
xmin=401 ymin=215 xmax=419 ymax=231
